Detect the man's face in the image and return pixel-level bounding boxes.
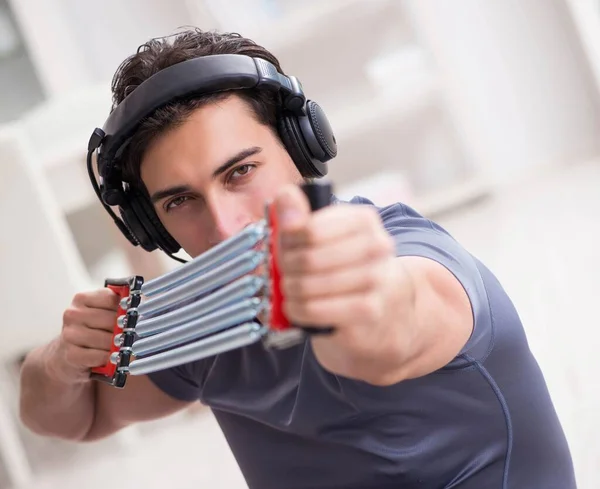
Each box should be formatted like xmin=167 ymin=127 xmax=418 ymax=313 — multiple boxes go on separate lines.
xmin=140 ymin=95 xmax=304 ymax=258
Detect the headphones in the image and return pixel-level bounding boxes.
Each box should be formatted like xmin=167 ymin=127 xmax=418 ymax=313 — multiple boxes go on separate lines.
xmin=87 ymin=54 xmax=337 ymax=260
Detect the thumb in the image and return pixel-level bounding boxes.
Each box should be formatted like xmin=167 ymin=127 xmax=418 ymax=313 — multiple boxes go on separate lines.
xmin=274 ymin=184 xmax=311 ymax=232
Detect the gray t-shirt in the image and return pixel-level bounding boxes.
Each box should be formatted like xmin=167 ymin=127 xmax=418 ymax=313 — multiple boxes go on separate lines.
xmin=148 ymin=196 xmax=576 ymax=489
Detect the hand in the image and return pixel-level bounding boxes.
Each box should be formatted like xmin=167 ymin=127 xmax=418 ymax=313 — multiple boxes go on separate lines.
xmin=274 ymin=185 xmax=400 ymax=377
xmin=46 ymin=289 xmax=120 ymax=384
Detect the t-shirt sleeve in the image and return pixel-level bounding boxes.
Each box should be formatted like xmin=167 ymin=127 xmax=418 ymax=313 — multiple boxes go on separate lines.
xmin=377 ymin=200 xmax=493 ymax=362
xmin=146 ymin=358 xmax=210 ymax=402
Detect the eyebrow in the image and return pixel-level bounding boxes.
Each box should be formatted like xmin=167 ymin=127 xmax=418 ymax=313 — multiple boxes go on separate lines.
xmin=149 ymin=146 xmax=263 ymax=204
xmin=212 ymin=146 xmax=262 ymax=179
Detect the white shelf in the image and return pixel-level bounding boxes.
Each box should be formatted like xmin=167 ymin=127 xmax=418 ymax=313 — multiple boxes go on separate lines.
xmin=329 ymin=66 xmax=440 ymax=145
xmin=18 ymin=85 xmax=111 ymax=214
xmin=43 ymin=147 xmax=96 ymax=215
xmin=335 ymin=169 xmax=490 ymax=219
xmin=247 ymin=0 xmax=397 ymax=54
xmin=413 ymin=177 xmax=490 ymax=218
xmin=230 ymin=0 xmax=405 ymax=103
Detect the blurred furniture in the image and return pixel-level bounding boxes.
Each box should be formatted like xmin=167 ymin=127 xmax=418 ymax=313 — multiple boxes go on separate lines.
xmin=0 ymin=122 xmax=92 ymax=376
xmin=0 ymin=122 xmax=146 ymax=488
xmin=0 ymin=123 xmax=92 ymax=488
xmin=18 ymin=85 xmax=174 ymax=283
xmin=0 ymin=1 xmax=46 ymax=126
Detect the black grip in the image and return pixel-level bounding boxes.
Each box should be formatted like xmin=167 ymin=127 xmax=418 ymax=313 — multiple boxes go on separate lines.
xmin=301 ymin=181 xmax=332 ymax=211
xmin=298 ymin=181 xmax=335 ymax=337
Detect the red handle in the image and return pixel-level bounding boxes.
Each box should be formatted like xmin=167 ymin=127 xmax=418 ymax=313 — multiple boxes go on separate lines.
xmin=90 ymin=283 xmax=130 ymax=380
xmin=90 ymin=276 xmax=143 ymax=388
xmin=267 ymin=203 xmax=290 ymax=332
xmin=268 ymin=182 xmax=334 ymax=335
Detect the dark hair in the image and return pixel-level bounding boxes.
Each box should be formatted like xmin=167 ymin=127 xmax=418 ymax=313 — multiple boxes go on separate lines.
xmin=110 ymin=28 xmax=285 ymax=185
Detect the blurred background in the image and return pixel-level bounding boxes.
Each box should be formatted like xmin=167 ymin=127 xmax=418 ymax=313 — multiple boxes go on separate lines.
xmin=0 ymin=0 xmax=599 ymax=487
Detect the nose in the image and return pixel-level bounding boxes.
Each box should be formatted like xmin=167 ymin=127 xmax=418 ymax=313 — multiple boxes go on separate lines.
xmin=205 ymin=195 xmax=251 ymax=246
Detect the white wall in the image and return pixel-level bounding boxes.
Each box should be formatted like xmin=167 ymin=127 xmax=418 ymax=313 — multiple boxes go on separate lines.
xmin=0 ymin=1 xmax=46 ymax=123
xmin=0 ymin=48 xmax=45 ymax=124
xmin=6 ymin=0 xmax=93 ymax=96
xmin=61 ymin=0 xmax=195 ymax=84
xmin=6 ymin=0 xmax=196 ymax=96
xmin=404 ymin=0 xmax=600 ymax=186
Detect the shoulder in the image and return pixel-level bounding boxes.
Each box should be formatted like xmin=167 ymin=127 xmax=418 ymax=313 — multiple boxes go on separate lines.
xmin=333 ymin=194 xmax=452 ymax=237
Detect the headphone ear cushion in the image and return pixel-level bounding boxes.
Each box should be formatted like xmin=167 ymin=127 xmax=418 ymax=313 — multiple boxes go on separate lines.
xmin=127 ymin=188 xmax=180 ymax=254
xmin=278 ymin=115 xmax=320 ymax=178
xmin=119 ymin=200 xmax=156 ymax=252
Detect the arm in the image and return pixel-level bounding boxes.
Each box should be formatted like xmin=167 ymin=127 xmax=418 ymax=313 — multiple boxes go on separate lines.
xmin=328 ymin=255 xmax=474 ymax=386
xmin=274 ymin=186 xmax=477 ymax=386
xmin=19 ymin=290 xmax=193 ymax=442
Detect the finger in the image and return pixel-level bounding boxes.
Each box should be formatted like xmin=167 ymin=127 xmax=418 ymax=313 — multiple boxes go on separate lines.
xmin=63 ymin=325 xmax=114 ymax=351
xmin=280 ymin=231 xmax=394 ymax=274
xmin=282 ymin=205 xmax=384 ymax=249
xmin=284 ymin=291 xmax=386 ymax=329
xmin=63 ymin=307 xmax=118 ymax=332
xmin=64 ymin=344 xmax=112 ymax=369
xmin=72 ymin=288 xmax=120 ymax=311
xmin=282 ymin=262 xmax=387 ymax=300
xmin=274 ymin=184 xmax=311 ymax=234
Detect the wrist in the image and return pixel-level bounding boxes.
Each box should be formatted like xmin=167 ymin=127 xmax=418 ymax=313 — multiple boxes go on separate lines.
xmin=40 ymin=339 xmax=87 ymax=388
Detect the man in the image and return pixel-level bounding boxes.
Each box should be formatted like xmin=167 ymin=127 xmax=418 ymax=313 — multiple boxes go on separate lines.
xmin=19 ymin=29 xmax=576 ymax=488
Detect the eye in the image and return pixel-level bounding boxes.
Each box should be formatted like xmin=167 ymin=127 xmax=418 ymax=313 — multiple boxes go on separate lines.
xmin=227 ymin=164 xmax=256 ymax=183
xmin=164 ymin=195 xmax=190 ymax=212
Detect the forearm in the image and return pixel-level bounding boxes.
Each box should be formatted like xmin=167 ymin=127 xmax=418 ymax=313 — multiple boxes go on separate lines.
xmin=19 ymin=340 xmax=96 ymax=441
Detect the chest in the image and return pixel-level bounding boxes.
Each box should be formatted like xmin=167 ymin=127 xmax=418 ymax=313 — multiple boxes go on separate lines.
xmin=198 ymin=340 xmax=360 ymax=434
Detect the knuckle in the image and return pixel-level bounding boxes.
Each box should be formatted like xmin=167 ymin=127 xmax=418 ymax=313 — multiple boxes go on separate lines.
xmin=72 ymin=291 xmax=88 ymax=305
xmin=371 ymin=231 xmax=394 ymax=256
xmin=300 ymin=250 xmax=318 ymax=272
xmin=363 ymin=268 xmax=381 ymax=290
xmin=62 ymin=307 xmax=79 ymax=325
xmin=61 ymin=324 xmax=78 ymax=343
xmin=360 ymin=207 xmax=380 ymax=226
xmin=304 ymin=223 xmax=320 ymax=246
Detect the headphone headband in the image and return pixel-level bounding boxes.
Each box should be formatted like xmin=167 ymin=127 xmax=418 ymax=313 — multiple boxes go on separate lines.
xmin=96 ymin=54 xmax=306 ymax=165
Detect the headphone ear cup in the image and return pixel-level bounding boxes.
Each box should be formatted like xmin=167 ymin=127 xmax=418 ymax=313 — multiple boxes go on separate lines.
xmin=303 ymin=100 xmax=337 ymax=162
xmin=278 ymin=115 xmax=319 ymax=178
xmin=119 ymin=200 xmax=157 ymax=252
xmin=278 ymin=100 xmax=337 ymax=179
xmin=126 ymin=188 xmax=180 ymax=254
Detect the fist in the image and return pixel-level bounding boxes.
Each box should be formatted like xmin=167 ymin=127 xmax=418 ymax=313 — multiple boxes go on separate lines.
xmin=48 ymin=289 xmax=120 ymax=384
xmin=275 ymin=185 xmax=396 ymax=334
